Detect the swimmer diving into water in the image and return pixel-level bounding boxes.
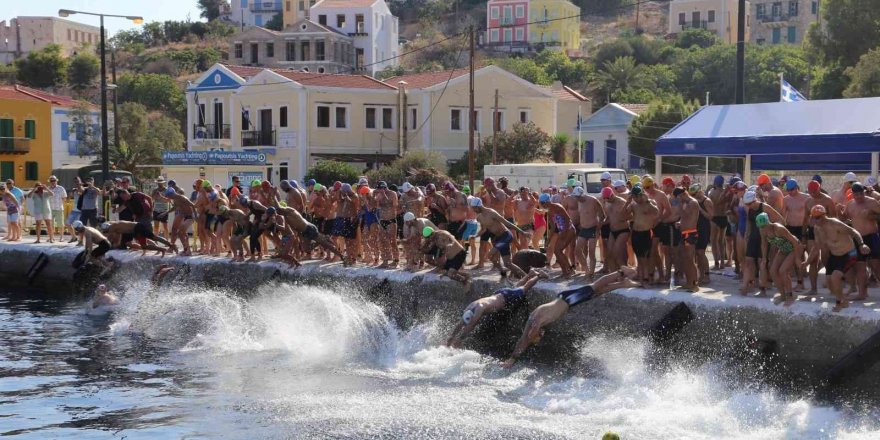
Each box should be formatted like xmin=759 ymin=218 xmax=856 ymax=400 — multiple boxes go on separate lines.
xmin=502 ymin=266 xmax=642 ymax=368
xmin=91 ymin=284 xmax=119 ymax=308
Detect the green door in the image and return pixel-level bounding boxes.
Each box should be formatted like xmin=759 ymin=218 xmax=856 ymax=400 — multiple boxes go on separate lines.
xmin=0 ymin=119 xmax=12 ymax=151
xmin=0 ymin=161 xmax=13 ymax=181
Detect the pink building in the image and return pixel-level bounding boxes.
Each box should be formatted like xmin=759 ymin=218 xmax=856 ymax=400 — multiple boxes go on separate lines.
xmin=486 ymin=0 xmax=530 ymax=46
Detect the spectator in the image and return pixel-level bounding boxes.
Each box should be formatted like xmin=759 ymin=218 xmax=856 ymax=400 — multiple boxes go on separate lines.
xmin=47 ymin=175 xmax=67 ymax=241
xmin=79 ymin=177 xmax=100 ymax=227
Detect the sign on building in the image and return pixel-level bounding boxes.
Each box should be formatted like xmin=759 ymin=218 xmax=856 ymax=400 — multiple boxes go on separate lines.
xmin=162 ymin=151 xmax=267 ymax=165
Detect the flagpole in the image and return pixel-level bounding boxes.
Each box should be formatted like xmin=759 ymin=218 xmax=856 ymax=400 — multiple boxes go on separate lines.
xmin=779 ymin=72 xmax=784 ymax=102
xmin=577 ymin=105 xmax=582 ymax=164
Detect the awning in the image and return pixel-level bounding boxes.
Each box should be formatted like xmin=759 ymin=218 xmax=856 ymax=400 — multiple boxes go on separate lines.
xmin=655 ymin=97 xmax=880 ymax=171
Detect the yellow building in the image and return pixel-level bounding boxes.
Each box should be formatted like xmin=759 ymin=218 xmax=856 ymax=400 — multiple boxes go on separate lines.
xmin=0 ymin=85 xmax=97 ymax=186
xmin=529 ymin=0 xmax=582 ymax=56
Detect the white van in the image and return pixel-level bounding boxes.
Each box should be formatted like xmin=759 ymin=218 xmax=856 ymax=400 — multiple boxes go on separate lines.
xmin=482 ymin=164 xmax=627 ymax=196
xmin=569 ymin=168 xmax=628 ymax=195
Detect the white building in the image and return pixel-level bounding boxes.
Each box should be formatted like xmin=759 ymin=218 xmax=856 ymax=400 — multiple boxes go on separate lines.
xmin=577 ymin=103 xmax=648 ymax=170
xmin=309 ymin=0 xmax=399 ymax=75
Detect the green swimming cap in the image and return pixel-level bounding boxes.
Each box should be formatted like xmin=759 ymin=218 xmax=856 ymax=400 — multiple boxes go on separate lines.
xmin=422 ymin=226 xmax=434 ymax=237
xmin=756 ymin=212 xmax=770 ymax=228
xmin=251 ymin=179 xmax=262 ymax=187
xmin=314 ymin=183 xmax=323 ymax=191
xmin=462 ymin=185 xmax=471 ymax=194
xmin=202 ymin=180 xmax=212 ymax=189
xmin=567 ymin=178 xmax=577 ymax=188
xmin=602 ymin=433 xmax=620 ymax=440
xmin=688 ymin=183 xmax=701 ymax=194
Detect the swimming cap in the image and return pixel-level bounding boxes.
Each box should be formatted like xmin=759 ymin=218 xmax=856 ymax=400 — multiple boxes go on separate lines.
xmin=539 ymin=193 xmax=551 ymax=203
xmin=207 ymin=191 xmax=217 ymax=201
xmin=629 ymin=175 xmax=641 ymax=186
xmin=755 ymin=212 xmax=770 ymax=228
xmin=642 ymin=176 xmax=655 ymax=188
xmin=266 ymin=207 xmax=276 ymax=215
xmin=852 ymin=182 xmax=865 ymax=193
xmin=313 ymin=183 xmax=323 ymax=191
xmin=756 ymin=174 xmax=771 ymax=185
xmin=462 ymin=308 xmax=475 ymax=325
xmin=200 ymin=180 xmax=211 ymax=189
xmin=600 ymin=172 xmax=612 ymax=181
xmin=807 ymin=180 xmax=821 ymax=192
xmin=164 ymin=187 xmax=176 ymax=197
xmin=730 ymin=176 xmax=742 ymax=185
xmin=469 ymin=196 xmax=483 ymax=207
xmin=194 ymin=179 xmax=203 ymax=188
xmin=378 ymin=181 xmax=388 ymax=189
xmin=672 ymin=187 xmax=686 ymax=197
xmin=612 ymin=180 xmax=625 ymax=188
xmin=403 ymin=212 xmax=415 ymax=222
xmin=743 ymin=191 xmax=757 ymax=204
xmin=784 ymin=180 xmax=798 ymax=191
xmin=357 ymin=177 xmax=369 ymax=187
xmin=714 ymin=175 xmax=725 ymax=187
xmin=601 ymin=187 xmax=614 ymax=199
xmin=844 ymin=172 xmax=858 ymax=183
xmin=238 ymin=195 xmax=249 ymax=205
xmin=100 ymin=222 xmax=111 ymax=232
xmin=462 ymin=185 xmax=470 ymax=195
xmin=630 ymin=186 xmax=643 ymax=196
xmin=422 ymin=226 xmax=434 ymax=237
xmin=444 ymin=181 xmax=456 ymax=191
xmin=358 ymin=185 xmax=370 ymax=195
xmin=771 ymin=177 xmax=779 ymax=187
xmin=812 ymin=174 xmax=823 ymax=184
xmin=72 ymin=220 xmax=84 ymax=230
xmin=401 ymin=182 xmax=413 ymax=192
xmin=680 ymin=175 xmax=691 ymax=186
xmin=572 ymin=186 xmax=585 ymax=197
xmin=747 ymin=185 xmax=758 ymax=192
xmin=261 ymin=181 xmax=271 ymax=190
xmin=333 ymin=181 xmax=342 ymax=191
xmin=567 ymin=178 xmax=578 ymax=188
xmin=688 ymin=183 xmax=701 ymax=195
xmin=734 ymin=181 xmax=746 ymax=190
xmin=167 ymin=179 xmax=177 ymax=187
xmin=810 ymin=204 xmax=827 ymax=217
xmin=251 ymin=179 xmax=261 ymax=187
xmin=426 ymin=183 xmax=437 ymax=193
xmin=779 ymin=175 xmax=789 ymax=184
xmin=866 ymin=176 xmax=878 ymax=187
xmin=307 ymin=179 xmax=317 ymax=187
xmin=341 ymin=183 xmax=352 ymax=193
xmin=280 ymin=180 xmax=292 ymax=190
xmin=483 ymin=177 xmax=495 ymax=186
xmin=662 ymin=177 xmax=675 ymax=186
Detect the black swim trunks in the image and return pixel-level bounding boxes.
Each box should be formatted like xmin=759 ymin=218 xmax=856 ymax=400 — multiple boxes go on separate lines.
xmin=133 ymin=222 xmax=156 ymax=247
xmin=786 ymin=226 xmax=804 ymax=240
xmin=682 ymin=229 xmax=699 ymax=247
xmin=712 ymin=216 xmax=728 ymax=229
xmin=655 ymin=222 xmax=681 ymax=247
xmin=578 ymin=226 xmax=597 ymax=240
xmin=601 ymin=224 xmax=611 ymax=240
xmin=480 ymin=231 xmax=493 ymax=242
xmin=380 ymin=218 xmax=396 ymax=230
xmin=631 ymin=230 xmax=652 ymax=258
xmin=446 ymin=221 xmax=464 ymax=240
xmin=557 ymin=285 xmax=595 ymax=308
xmin=443 ymin=250 xmax=467 ymax=271
xmin=805 ymin=226 xmax=816 ymax=241
xmin=332 ymin=217 xmax=358 ymax=240
xmin=826 ymin=250 xmax=857 ymax=275
xmin=91 ymin=239 xmax=111 ymax=258
xmin=858 ymin=233 xmax=880 ymax=262
xmin=497 ymin=287 xmax=525 ymax=307
xmin=302 ymin=223 xmax=319 ymax=241
xmin=611 ymin=228 xmax=629 ymax=239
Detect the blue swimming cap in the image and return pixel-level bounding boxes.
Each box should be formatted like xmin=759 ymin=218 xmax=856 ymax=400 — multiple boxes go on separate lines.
xmin=266 ymin=207 xmax=276 ymax=215
xmin=784 ymin=179 xmax=798 ymax=191
xmin=729 ymin=176 xmax=742 ymax=185
xmin=208 ymin=191 xmax=217 ymax=201
xmin=307 ymin=179 xmax=316 ymax=187
xmin=167 ymin=179 xmax=176 ymax=187
xmin=539 ymin=193 xmax=551 ymax=203
xmin=280 ymin=180 xmax=292 ymax=190
xmin=290 ymin=180 xmax=299 ymax=189
xmin=164 ymin=187 xmax=176 ymax=197
xmin=812 ymin=174 xmax=823 ymax=184
xmin=714 ymin=175 xmax=724 ymax=187
xmin=238 ymin=195 xmax=249 ymax=205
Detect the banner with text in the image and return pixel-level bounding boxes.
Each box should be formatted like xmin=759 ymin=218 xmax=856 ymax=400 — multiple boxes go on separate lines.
xmin=163 ymin=151 xmax=267 ymax=166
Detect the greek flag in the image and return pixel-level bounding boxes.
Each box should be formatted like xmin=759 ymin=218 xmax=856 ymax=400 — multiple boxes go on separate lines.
xmin=780 ymin=79 xmax=807 ymax=102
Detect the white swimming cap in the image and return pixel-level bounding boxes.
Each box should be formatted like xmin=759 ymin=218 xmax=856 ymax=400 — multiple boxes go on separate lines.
xmin=571 ymin=186 xmax=585 ymax=197
xmin=612 ymin=179 xmax=626 ymax=188
xmin=403 ymin=212 xmax=415 ymax=222
xmin=462 ymin=308 xmax=475 ymax=324
xmin=743 ymin=191 xmax=757 ymax=204
xmin=401 ymin=182 xmax=413 ymax=192
xmin=469 ymin=196 xmax=483 ymax=207
xmin=844 ymin=172 xmax=858 ymax=183
xmin=72 ymin=220 xmax=84 ymax=230
xmin=600 ymin=172 xmax=613 ymax=180
xmin=865 ymin=176 xmax=878 ymax=187
xmin=100 ymin=222 xmax=111 ymax=232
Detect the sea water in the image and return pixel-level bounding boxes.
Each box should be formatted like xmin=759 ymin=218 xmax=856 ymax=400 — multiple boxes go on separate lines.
xmin=2 ymin=279 xmax=880 ymax=439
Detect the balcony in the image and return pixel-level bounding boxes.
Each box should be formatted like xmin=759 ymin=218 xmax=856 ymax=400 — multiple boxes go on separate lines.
xmin=759 ymin=13 xmax=794 ymax=26
xmin=193 ymin=124 xmax=231 ymax=140
xmin=501 ymin=16 xmax=514 ymax=26
xmin=0 ymin=137 xmax=30 ymax=154
xmin=680 ymin=20 xmax=710 ymax=31
xmin=249 ymin=1 xmax=281 ymax=12
xmin=348 ymin=22 xmax=368 ymax=37
xmin=241 ymin=130 xmax=276 ymax=147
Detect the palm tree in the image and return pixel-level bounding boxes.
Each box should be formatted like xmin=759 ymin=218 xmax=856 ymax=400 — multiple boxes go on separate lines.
xmin=595 ymin=56 xmax=651 ymax=100
xmin=109 ymin=140 xmax=161 ymax=178
xmin=550 ymin=133 xmax=570 ymax=163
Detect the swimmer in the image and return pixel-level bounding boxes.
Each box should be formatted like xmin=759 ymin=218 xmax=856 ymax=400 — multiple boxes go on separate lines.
xmin=502 ymin=266 xmax=642 ymax=368
xmin=446 ymin=269 xmax=547 ymax=348
xmin=91 ymin=284 xmax=119 ymax=308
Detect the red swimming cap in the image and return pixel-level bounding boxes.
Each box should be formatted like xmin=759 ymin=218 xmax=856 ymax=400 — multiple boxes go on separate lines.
xmin=662 ymin=177 xmax=675 ymax=186
xmin=680 ymin=175 xmax=691 ymax=185
xmin=757 ymin=174 xmax=771 ymax=185
xmin=333 ymin=181 xmax=342 ymax=190
xmin=601 ymin=187 xmax=614 ymax=199
xmin=261 ymin=181 xmax=271 ymax=190
xmin=807 ymin=180 xmax=821 ymax=192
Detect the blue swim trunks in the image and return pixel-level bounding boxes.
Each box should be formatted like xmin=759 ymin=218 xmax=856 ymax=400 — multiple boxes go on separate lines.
xmin=496 ymin=287 xmax=525 ymax=307
xmin=557 ymin=285 xmax=595 ymax=308
xmin=493 ymin=230 xmax=514 ymax=256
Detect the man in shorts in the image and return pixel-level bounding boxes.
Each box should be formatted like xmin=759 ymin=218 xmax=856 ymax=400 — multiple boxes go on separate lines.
xmin=423 ymin=227 xmax=469 ymax=284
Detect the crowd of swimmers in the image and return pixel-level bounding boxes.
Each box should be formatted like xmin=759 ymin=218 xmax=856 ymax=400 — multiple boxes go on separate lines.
xmin=6 ymin=170 xmax=879 ymax=365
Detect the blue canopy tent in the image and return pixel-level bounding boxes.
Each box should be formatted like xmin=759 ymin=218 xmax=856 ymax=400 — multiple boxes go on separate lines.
xmin=654 ymin=97 xmax=880 ymax=179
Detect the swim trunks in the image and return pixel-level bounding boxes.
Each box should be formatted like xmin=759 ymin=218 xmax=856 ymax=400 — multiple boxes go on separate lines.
xmin=380 ymin=218 xmax=396 ymax=230
xmin=712 ymin=216 xmax=728 ymax=229
xmin=601 ymin=224 xmax=611 ymax=240
xmin=496 ymin=287 xmax=525 ymax=307
xmin=302 ymin=223 xmax=319 ymax=241
xmin=578 ymin=226 xmax=597 ymax=240
xmin=91 ymin=239 xmax=111 ymax=258
xmin=332 ymin=217 xmax=358 ymax=240
xmin=786 ymin=225 xmax=804 ymax=240
xmin=462 ymin=220 xmax=479 ymax=241
xmin=134 ymin=222 xmax=157 ymax=247
xmin=682 ymin=228 xmax=699 ymax=246
xmin=446 ymin=221 xmax=464 ymax=240
xmin=493 ymin=231 xmax=514 ymax=256
xmin=557 ymin=285 xmax=596 ymax=308
xmin=631 ymin=230 xmax=652 ymax=258
xmin=443 ymin=250 xmax=467 ymax=271
xmin=858 ymin=233 xmax=880 ymax=262
xmin=826 ymin=250 xmax=857 ymax=275
xmin=611 ymin=228 xmax=630 ymax=239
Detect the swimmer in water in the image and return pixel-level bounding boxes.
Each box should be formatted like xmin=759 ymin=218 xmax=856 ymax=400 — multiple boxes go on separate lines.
xmin=91 ymin=284 xmax=119 ymax=308
xmin=502 ymin=266 xmax=642 ymax=368
xmin=446 ymin=269 xmax=547 ymax=348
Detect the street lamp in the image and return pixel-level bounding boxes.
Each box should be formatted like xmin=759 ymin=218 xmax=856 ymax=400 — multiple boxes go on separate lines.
xmin=58 ymin=9 xmax=142 ymax=185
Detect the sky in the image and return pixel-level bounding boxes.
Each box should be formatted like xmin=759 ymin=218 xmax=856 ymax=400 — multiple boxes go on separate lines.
xmin=4 ymin=0 xmax=203 ymax=36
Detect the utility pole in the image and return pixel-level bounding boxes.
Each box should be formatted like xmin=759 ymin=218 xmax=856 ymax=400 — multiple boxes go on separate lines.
xmin=492 ymin=88 xmax=498 ymax=165
xmin=734 ymin=0 xmax=745 ymax=104
xmin=111 ymin=48 xmax=120 ymax=151
xmin=468 ymin=26 xmax=475 ymax=192
xmin=635 ymin=1 xmax=640 ymax=33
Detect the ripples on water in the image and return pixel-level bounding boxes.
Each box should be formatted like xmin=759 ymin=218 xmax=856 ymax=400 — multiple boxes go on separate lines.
xmin=2 ymin=278 xmax=880 ymax=439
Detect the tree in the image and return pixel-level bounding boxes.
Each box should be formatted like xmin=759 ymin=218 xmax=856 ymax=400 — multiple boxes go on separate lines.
xmin=593 ymin=39 xmax=635 ymax=68
xmin=676 ymin=29 xmax=718 ymax=49
xmin=118 ymin=102 xmax=149 ymax=148
xmin=144 ymin=114 xmax=185 ymax=152
xmin=198 ymin=0 xmax=229 ymax=21
xmin=15 ymin=44 xmax=67 ymax=88
xmin=595 ymin=56 xmax=651 ymax=100
xmin=550 ymin=133 xmax=570 ymax=163
xmin=67 ymin=52 xmax=100 ymax=91
xmin=365 ymin=150 xmax=448 ymax=185
xmin=492 ymin=122 xmax=552 ymax=164
xmin=305 ymin=160 xmax=361 ymax=185
xmin=117 ymin=73 xmax=185 ymax=119
xmin=807 ymin=0 xmax=880 ymax=67
xmin=627 ymin=95 xmax=700 ymax=171
xmin=266 ymin=13 xmax=283 ymax=31
xmin=844 ymin=47 xmax=880 ymax=97
xmin=112 ymin=103 xmax=184 ymax=179
xmin=492 ymin=57 xmax=552 ymax=85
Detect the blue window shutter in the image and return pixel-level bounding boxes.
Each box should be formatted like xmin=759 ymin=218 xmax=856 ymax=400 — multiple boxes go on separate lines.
xmin=255 ymin=14 xmax=263 ymax=26
xmin=241 ymin=0 xmax=248 ymax=8
xmin=61 ymin=122 xmax=69 ymax=140
xmin=92 ymin=124 xmax=100 ymax=139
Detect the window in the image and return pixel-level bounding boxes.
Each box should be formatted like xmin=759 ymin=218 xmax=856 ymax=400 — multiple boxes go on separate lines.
xmin=692 ymin=11 xmax=700 ymax=25
xmin=286 ymin=42 xmax=295 ymax=60
xmin=365 ymin=108 xmax=377 ymax=129
xmin=491 ymin=6 xmax=499 ymax=19
xmin=382 ymin=108 xmax=393 ymax=130
xmin=771 ymin=2 xmax=782 ymax=17
xmin=490 ymin=29 xmax=499 ymax=42
xmin=241 ymin=109 xmax=250 ymax=129
xmin=335 ymin=107 xmax=348 ymax=129
xmin=318 ymin=14 xmax=327 ymax=25
xmin=450 ymin=109 xmax=462 ymax=131
xmin=678 ymin=12 xmax=686 ymax=25
xmin=337 ymin=14 xmax=346 ymax=27
xmin=515 ymin=5 xmax=525 ymax=18
xmin=772 ymin=27 xmax=781 ymax=43
xmin=492 ymin=111 xmax=505 ymax=132
xmin=812 ymin=1 xmax=818 ymax=14
xmin=234 ymin=43 xmax=243 ymax=58
xmin=409 ymin=108 xmax=417 ymax=130
xmin=708 ymin=10 xmax=715 ymax=23
xmin=24 ymin=120 xmax=35 ymax=139
xmin=25 ymin=161 xmax=38 ymax=181
xmin=789 ymin=1 xmax=799 ymax=16
xmin=515 ymin=27 xmax=524 ymax=41
xmin=286 ymin=0 xmax=291 ymax=11
xmin=503 ymin=28 xmax=512 ymax=42
xmin=299 ymin=0 xmax=305 ymax=11
xmin=250 ymin=43 xmax=259 ymax=63
xmin=317 ymin=106 xmax=331 ymax=128
xmin=266 ymin=42 xmax=274 ymax=58
xmin=519 ymin=110 xmax=530 ymax=124
xmin=0 ymin=162 xmax=12 ymax=181
xmin=280 ymin=106 xmax=288 ymax=127
xmin=787 ymin=26 xmax=797 ymax=42
xmin=0 ymin=118 xmax=12 ymax=150
xmin=316 ymin=40 xmax=325 ymax=61
xmin=756 ymin=4 xmax=766 ymax=19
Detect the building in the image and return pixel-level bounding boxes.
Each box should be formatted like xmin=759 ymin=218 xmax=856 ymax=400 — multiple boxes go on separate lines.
xmin=0 ymin=17 xmax=102 ymax=64
xmin=309 ymin=0 xmax=399 ymax=75
xmin=485 ymin=0 xmax=582 ymax=56
xmin=282 ymin=0 xmax=318 ymax=27
xmin=229 ymin=22 xmax=355 ymax=73
xmin=577 ymin=103 xmax=648 ymax=170
xmin=174 ymin=63 xmax=589 ymax=186
xmin=667 ymin=0 xmax=750 ymax=44
xmin=750 ymin=0 xmax=818 ymax=45
xmin=0 ymin=85 xmax=99 ymax=186
xmin=229 ymin=1 xmax=282 ymax=28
